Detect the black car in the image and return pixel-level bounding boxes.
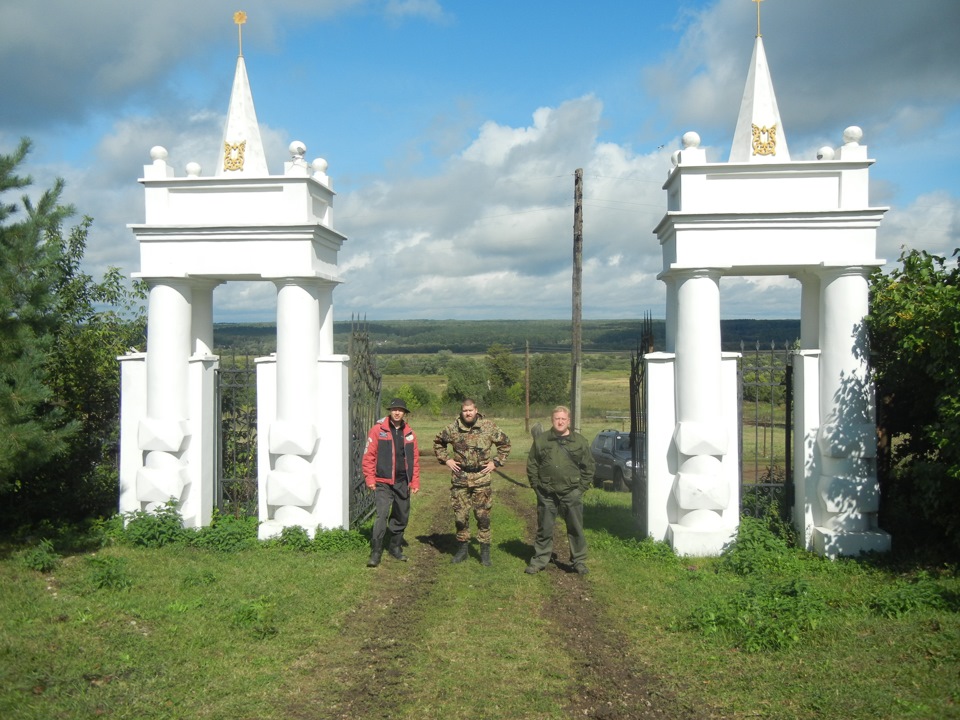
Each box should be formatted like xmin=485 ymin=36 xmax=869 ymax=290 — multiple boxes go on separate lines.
xmin=590 ymin=429 xmax=637 ymax=492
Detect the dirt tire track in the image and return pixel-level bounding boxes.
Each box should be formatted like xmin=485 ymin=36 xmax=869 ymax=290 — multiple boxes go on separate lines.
xmin=286 ymin=486 xmax=452 ymax=720
xmin=499 ymin=482 xmax=701 ymax=720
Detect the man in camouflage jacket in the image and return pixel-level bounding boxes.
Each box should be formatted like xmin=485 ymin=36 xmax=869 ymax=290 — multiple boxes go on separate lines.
xmin=433 ymin=398 xmax=511 ymax=566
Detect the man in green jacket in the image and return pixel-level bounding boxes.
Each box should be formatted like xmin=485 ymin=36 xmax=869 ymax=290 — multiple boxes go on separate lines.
xmin=525 ymin=405 xmax=595 ymax=575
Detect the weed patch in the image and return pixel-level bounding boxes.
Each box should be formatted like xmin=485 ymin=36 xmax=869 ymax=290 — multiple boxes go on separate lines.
xmin=678 ymin=577 xmax=823 ymax=652
xmin=590 ymin=528 xmax=683 ymax=566
xmin=18 ymin=538 xmax=61 ymax=573
xmin=311 ymin=527 xmax=368 ymax=553
xmin=232 ymin=596 xmax=278 ymax=639
xmin=86 ymin=555 xmax=133 ymax=591
xmin=720 ymin=515 xmax=806 ymax=577
xmin=869 ymin=571 xmax=951 ymax=618
xmin=192 ymin=513 xmax=259 ymax=552
xmin=121 ymin=501 xmax=189 ymax=548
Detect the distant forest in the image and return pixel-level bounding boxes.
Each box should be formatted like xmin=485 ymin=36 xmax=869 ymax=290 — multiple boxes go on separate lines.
xmin=213 ymin=318 xmax=801 ymax=355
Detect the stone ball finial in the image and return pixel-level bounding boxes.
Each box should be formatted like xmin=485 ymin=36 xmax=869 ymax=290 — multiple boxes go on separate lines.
xmin=816 ymin=146 xmax=835 ymax=161
xmin=671 ymin=149 xmax=681 ymax=168
xmin=681 ymin=131 xmax=701 ymax=149
xmin=312 ymin=158 xmax=328 ymax=173
xmin=289 ymin=140 xmax=307 ymax=158
xmin=842 ymin=126 xmax=863 ymax=145
xmin=185 ymin=161 xmax=202 ymax=177
xmin=150 ymin=146 xmax=168 ymax=162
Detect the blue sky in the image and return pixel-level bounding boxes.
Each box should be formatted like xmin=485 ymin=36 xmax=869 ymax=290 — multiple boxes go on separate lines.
xmin=1 ymin=0 xmax=958 ymax=321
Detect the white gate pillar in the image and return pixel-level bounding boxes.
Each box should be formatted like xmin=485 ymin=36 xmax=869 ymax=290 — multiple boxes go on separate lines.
xmin=121 ymin=278 xmax=219 ymax=528
xmin=665 ymin=269 xmax=740 ymax=555
xmin=135 ymin=279 xmax=192 ymax=514
xmin=257 ymin=278 xmax=348 ymax=538
xmin=258 ymin=279 xmax=321 ymax=538
xmin=811 ymin=266 xmax=891 ymax=556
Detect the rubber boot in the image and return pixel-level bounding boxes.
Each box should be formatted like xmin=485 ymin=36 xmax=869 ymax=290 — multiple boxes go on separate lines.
xmin=387 ymin=536 xmax=408 ymax=562
xmin=480 ymin=543 xmax=492 ymax=567
xmin=451 ymin=541 xmax=469 ymax=564
xmin=367 ymin=541 xmax=383 ymax=568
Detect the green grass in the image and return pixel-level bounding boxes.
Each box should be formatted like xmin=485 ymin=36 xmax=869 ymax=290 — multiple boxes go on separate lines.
xmin=3 ymin=473 xmax=958 ymax=719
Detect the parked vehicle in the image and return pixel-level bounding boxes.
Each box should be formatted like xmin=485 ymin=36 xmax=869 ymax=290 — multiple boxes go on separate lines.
xmin=590 ymin=429 xmax=637 ymax=492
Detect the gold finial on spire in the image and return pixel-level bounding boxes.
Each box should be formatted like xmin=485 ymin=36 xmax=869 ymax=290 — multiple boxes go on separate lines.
xmin=752 ymin=0 xmax=765 ymax=38
xmin=234 ymin=11 xmax=247 ymax=56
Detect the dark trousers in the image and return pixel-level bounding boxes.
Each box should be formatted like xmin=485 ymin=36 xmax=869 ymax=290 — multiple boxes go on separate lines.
xmin=529 ymin=487 xmax=586 ymax=568
xmin=372 ymin=481 xmax=410 ymax=548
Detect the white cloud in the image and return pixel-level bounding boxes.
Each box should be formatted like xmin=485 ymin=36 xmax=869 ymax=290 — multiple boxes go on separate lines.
xmin=5 ymin=0 xmax=957 ymax=324
xmin=877 ymin=191 xmax=960 ymax=269
xmin=385 ymin=0 xmax=447 ymax=22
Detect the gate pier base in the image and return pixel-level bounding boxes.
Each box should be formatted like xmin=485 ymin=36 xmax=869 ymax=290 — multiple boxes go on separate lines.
xmin=668 ymin=525 xmax=737 ymax=558
xmin=812 ymin=528 xmax=891 ymax=560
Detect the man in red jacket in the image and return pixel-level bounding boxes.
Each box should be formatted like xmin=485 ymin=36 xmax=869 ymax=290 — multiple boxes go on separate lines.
xmin=362 ymin=398 xmax=420 ymax=567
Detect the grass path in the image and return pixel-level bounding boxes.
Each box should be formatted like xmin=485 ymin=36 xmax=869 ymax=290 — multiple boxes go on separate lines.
xmin=284 ymin=464 xmax=699 ymax=719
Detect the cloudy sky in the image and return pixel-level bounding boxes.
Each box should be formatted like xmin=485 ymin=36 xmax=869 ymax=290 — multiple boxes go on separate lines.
xmin=1 ymin=0 xmax=958 ymax=322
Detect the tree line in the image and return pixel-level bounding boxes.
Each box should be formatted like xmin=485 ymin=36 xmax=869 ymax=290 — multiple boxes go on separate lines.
xmin=213 ymin=318 xmax=803 ymax=355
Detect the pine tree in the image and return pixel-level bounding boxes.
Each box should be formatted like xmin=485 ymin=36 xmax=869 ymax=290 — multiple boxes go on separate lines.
xmin=0 ymin=139 xmax=77 ymax=490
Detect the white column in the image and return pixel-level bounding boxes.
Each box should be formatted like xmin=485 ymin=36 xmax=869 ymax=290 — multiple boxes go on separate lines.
xmin=663 ymin=275 xmax=678 ymax=353
xmin=317 ymin=282 xmax=335 ymax=356
xmin=813 ymin=266 xmax=889 ymax=556
xmin=145 ymin=280 xmax=191 ymax=423
xmin=797 ymin=271 xmax=820 ymax=351
xmin=260 ymin=279 xmax=322 ymax=537
xmin=136 ymin=279 xmax=193 ymax=509
xmin=674 ymin=270 xmax=722 ymax=429
xmin=184 ymin=279 xmax=220 ymax=528
xmin=190 ymin=280 xmax=220 ymax=357
xmin=274 ymin=279 xmax=321 ymax=438
xmin=667 ymin=269 xmax=736 ymax=555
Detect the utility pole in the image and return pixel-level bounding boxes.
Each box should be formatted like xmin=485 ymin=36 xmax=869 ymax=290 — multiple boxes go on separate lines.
xmin=525 ymin=340 xmax=531 ymax=433
xmin=571 ymin=168 xmax=583 ymax=433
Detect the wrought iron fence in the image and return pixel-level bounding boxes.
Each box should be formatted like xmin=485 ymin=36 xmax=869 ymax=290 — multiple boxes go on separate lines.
xmin=348 ymin=317 xmax=382 ymax=527
xmin=737 ymin=340 xmax=794 ymax=520
xmin=629 ymin=313 xmax=655 ymax=529
xmin=216 ymin=354 xmax=259 ymax=517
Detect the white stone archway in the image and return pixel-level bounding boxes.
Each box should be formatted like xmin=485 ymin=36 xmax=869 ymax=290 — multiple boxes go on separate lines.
xmin=119 ymin=50 xmax=350 ymax=538
xmin=644 ymin=36 xmax=892 ymax=558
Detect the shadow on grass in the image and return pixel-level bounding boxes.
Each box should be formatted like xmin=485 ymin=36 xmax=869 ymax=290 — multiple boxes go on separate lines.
xmin=584 ymin=499 xmax=639 ymax=542
xmin=499 ymin=538 xmax=533 ymax=562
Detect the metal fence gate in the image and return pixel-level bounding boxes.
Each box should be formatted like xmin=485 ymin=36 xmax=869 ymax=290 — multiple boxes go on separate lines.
xmin=216 ymin=354 xmax=259 ymax=516
xmin=630 ymin=314 xmax=655 ymax=530
xmin=348 ymin=317 xmax=382 ymax=527
xmin=737 ymin=340 xmax=793 ymax=520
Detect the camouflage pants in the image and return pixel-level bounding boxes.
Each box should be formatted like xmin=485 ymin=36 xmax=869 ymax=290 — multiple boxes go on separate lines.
xmin=450 ymin=484 xmax=493 ymax=544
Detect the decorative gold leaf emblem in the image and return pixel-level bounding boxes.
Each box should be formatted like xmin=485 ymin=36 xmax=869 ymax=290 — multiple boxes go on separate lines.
xmin=751 ymin=123 xmax=777 ymax=156
xmin=223 ymin=141 xmax=246 ymax=171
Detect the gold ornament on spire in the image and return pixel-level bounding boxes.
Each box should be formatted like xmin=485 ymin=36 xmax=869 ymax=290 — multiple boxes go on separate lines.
xmin=751 ymin=123 xmax=777 ymax=156
xmin=752 ymin=0 xmax=765 ymax=38
xmin=234 ymin=11 xmax=247 ymax=56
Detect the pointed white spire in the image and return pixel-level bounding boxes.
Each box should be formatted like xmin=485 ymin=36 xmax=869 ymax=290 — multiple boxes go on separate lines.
xmin=729 ymin=36 xmax=790 ymax=163
xmin=216 ymin=54 xmax=269 ymax=177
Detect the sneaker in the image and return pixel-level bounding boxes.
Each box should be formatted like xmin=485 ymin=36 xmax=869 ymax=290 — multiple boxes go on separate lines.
xmin=524 ymin=565 xmax=542 ymax=574
xmin=573 ymin=563 xmax=589 ymax=575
